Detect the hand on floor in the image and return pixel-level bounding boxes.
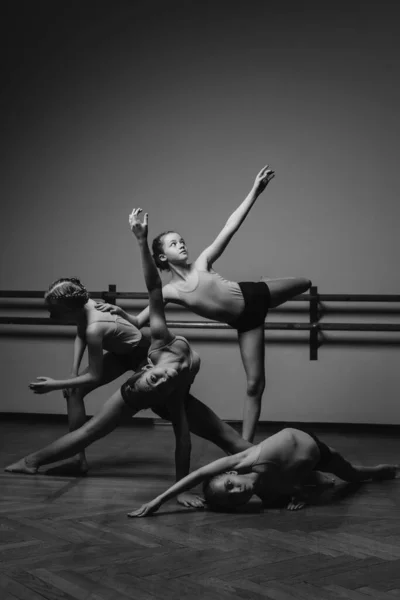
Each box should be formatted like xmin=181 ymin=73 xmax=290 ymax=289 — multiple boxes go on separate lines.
xmin=177 ymin=492 xmax=205 ymax=509
xmin=127 ymin=498 xmax=162 ymax=518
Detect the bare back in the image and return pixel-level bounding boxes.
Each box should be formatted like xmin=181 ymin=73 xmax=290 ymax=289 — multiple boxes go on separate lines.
xmin=246 ymin=429 xmax=320 ymax=492
xmin=85 ymin=306 xmax=142 ymax=354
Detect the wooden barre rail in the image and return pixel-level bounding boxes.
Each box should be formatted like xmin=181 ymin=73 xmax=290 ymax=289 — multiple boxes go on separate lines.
xmin=1 ymin=290 xmax=400 ymax=302
xmin=1 ymin=318 xmax=400 ymax=333
xmin=1 ymin=286 xmax=399 ymax=360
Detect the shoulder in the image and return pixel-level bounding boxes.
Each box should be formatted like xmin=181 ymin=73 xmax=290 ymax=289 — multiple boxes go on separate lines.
xmin=148 ymin=333 xmax=175 ymax=354
xmin=235 ymin=445 xmax=262 ymax=472
xmin=161 ymin=283 xmax=179 ymax=300
xmin=171 ymin=335 xmax=194 ymax=358
xmin=193 ymin=254 xmax=211 ymax=272
xmin=85 ymin=321 xmax=108 ymax=342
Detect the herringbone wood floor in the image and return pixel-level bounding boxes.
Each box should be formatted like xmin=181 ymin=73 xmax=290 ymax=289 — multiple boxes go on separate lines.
xmin=1 ymin=418 xmax=400 ymax=600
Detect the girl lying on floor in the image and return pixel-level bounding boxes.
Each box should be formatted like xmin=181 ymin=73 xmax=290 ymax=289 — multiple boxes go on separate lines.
xmin=128 ymin=427 xmax=399 ymax=517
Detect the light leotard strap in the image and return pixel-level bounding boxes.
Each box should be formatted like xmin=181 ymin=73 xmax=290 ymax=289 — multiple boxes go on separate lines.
xmin=147 ymin=335 xmax=194 ymax=369
xmin=251 ymin=440 xmax=280 ymax=471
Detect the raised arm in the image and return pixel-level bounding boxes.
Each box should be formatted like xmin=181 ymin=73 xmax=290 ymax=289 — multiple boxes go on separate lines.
xmin=134 ymin=292 xmax=172 ymax=329
xmin=127 ymin=446 xmax=253 ymax=517
xmin=195 ymin=165 xmax=275 ymax=269
xmin=166 ymin=386 xmax=205 ymax=509
xmin=168 ymin=387 xmax=192 ymax=483
xmin=129 ymin=208 xmax=173 ymax=345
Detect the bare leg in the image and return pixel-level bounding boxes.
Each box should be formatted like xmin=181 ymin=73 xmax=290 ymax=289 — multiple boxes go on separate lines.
xmin=5 ymin=391 xmax=133 ymax=474
xmin=60 ymin=351 xmax=142 ymax=473
xmin=238 ymin=325 xmax=265 ymax=443
xmin=63 ymin=387 xmax=89 ymax=473
xmin=262 ymin=277 xmax=311 ymax=308
xmin=319 ymin=447 xmax=400 ymax=482
xmin=301 ymin=470 xmax=336 ymax=488
xmin=154 ymin=394 xmax=253 ymax=454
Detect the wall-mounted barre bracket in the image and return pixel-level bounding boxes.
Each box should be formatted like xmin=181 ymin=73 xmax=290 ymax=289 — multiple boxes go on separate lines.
xmin=309 ymin=286 xmax=320 ymax=360
xmin=102 ymin=284 xmax=117 ymax=305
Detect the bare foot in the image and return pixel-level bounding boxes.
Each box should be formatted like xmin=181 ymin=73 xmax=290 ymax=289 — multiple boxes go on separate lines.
xmin=301 ymin=470 xmax=335 ymax=491
xmin=312 ymin=471 xmax=336 ymax=490
xmin=371 ymin=464 xmax=400 ymax=481
xmin=287 ymin=496 xmax=306 ymax=511
xmin=5 ymin=458 xmax=38 ymax=474
xmin=44 ymin=459 xmax=89 ymax=477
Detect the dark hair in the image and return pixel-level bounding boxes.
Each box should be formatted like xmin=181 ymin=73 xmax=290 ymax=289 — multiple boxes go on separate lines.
xmin=202 ymin=474 xmax=247 ymax=512
xmin=151 ymin=231 xmax=177 ymax=271
xmin=121 ymin=371 xmax=145 ymax=397
xmin=44 ymin=277 xmax=89 ymax=311
xmin=120 ymin=368 xmax=160 ymax=409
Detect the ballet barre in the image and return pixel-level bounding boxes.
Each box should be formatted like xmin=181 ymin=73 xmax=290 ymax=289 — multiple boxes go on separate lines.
xmin=0 ymin=286 xmax=399 ymax=360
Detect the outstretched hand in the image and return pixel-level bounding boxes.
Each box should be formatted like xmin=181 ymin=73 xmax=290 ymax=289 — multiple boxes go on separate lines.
xmin=253 ymin=165 xmax=275 ymax=194
xmin=127 ymin=498 xmax=162 ymax=518
xmin=129 ymin=208 xmax=148 ymax=241
xmin=29 ymin=377 xmax=58 ymax=394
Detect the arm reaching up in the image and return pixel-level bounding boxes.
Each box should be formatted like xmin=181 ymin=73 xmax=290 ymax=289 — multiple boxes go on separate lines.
xmin=195 ymin=165 xmax=275 ymax=269
xmin=129 ymin=208 xmax=173 ymax=345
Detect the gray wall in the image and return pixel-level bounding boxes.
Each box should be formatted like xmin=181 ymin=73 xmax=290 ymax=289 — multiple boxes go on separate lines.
xmin=1 ymin=1 xmax=399 ymax=423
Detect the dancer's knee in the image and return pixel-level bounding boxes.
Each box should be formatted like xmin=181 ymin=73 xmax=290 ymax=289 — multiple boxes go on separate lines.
xmin=65 ymin=388 xmax=87 ymax=403
xmin=246 ymin=376 xmax=265 ymax=398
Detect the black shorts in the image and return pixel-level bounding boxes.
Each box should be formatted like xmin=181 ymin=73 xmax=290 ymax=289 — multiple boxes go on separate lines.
xmin=116 ymin=338 xmax=150 ymax=373
xmin=308 ymin=432 xmax=333 ymax=470
xmin=229 ymin=281 xmax=271 ymax=333
xmin=120 ymin=375 xmax=192 ymax=413
xmin=280 ymin=426 xmax=333 ymax=471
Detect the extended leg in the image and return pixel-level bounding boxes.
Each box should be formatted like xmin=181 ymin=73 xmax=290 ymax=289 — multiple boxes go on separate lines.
xmin=262 ymin=277 xmax=311 ymax=308
xmin=5 ymin=391 xmax=134 ymax=474
xmin=186 ymin=394 xmax=253 ymax=454
xmin=320 ymin=447 xmax=399 ymax=482
xmin=61 ymin=352 xmax=136 ymax=473
xmin=154 ymin=394 xmax=253 ymax=454
xmin=63 ymin=386 xmax=89 ymax=473
xmin=237 ymin=325 xmax=266 ymax=443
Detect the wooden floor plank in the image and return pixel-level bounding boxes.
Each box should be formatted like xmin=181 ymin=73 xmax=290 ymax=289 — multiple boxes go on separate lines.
xmin=2 ymin=420 xmax=400 ymax=598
